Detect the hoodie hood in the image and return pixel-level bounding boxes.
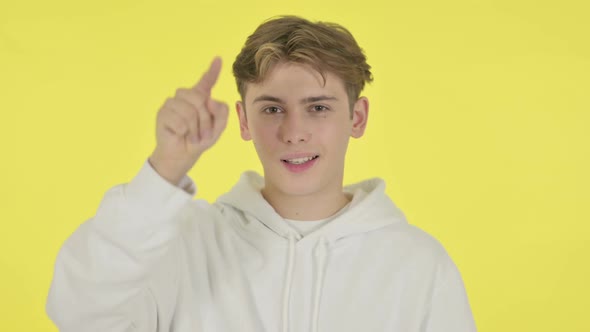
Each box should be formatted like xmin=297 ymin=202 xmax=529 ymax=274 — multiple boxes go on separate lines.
xmin=216 ymin=171 xmax=408 ymax=243
xmin=217 ymin=171 xmax=407 ymax=241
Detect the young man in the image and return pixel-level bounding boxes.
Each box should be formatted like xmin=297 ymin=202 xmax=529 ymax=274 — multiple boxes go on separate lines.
xmin=47 ymin=16 xmax=476 ymax=332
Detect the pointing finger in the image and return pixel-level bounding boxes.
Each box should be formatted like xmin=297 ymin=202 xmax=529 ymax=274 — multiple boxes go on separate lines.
xmin=193 ymin=56 xmax=222 ymax=94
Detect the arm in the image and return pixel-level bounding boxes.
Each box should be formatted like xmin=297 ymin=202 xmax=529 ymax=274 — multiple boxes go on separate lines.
xmin=46 ymin=57 xmax=229 ymax=331
xmin=422 ymin=252 xmax=477 ymax=332
xmin=46 ymin=159 xmax=194 ymax=331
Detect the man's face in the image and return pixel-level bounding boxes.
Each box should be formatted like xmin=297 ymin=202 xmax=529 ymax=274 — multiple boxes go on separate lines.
xmin=236 ymin=61 xmax=368 ymax=198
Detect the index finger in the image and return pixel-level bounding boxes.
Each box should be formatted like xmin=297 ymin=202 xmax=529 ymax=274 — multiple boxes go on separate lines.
xmin=193 ymin=56 xmax=222 ymax=94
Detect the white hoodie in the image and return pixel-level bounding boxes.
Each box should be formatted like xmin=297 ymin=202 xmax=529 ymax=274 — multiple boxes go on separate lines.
xmin=46 ymin=159 xmax=476 ymax=332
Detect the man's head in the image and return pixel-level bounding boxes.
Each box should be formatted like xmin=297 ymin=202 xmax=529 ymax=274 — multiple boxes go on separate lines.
xmin=230 ymin=16 xmax=373 ymax=207
xmin=232 ymin=15 xmax=373 ymax=112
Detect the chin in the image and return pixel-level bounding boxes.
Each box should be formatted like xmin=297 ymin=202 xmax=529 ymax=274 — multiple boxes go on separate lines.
xmin=264 ymin=166 xmax=325 ymax=197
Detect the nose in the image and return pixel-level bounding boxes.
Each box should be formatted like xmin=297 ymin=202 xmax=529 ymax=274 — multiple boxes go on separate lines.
xmin=279 ymin=112 xmax=311 ymax=144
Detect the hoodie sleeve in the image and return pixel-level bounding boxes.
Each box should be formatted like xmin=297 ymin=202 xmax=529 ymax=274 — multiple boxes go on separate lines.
xmin=46 ymin=159 xmax=196 ymax=332
xmin=422 ymin=251 xmax=477 ymax=332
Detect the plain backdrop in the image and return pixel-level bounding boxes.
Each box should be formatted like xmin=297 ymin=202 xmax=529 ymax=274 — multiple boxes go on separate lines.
xmin=1 ymin=0 xmax=589 ymax=330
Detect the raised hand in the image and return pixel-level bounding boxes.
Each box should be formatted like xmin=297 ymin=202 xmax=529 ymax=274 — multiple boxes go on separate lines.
xmin=148 ymin=57 xmax=229 ymax=185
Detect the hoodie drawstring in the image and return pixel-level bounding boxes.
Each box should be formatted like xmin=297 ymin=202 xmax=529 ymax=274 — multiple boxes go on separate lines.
xmin=282 ymin=234 xmax=297 ymax=332
xmin=311 ymin=236 xmax=328 ymax=332
xmin=282 ymin=234 xmax=329 ymax=332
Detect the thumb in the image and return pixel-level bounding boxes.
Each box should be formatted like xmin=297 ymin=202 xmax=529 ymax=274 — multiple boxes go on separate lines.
xmin=208 ymin=99 xmax=229 ymax=138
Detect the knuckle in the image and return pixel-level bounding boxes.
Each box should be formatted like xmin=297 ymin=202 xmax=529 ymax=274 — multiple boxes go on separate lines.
xmin=175 ymin=88 xmax=189 ymax=99
xmin=198 ymin=109 xmax=212 ymax=124
xmin=160 ymin=113 xmax=174 ymax=130
xmin=157 ymin=107 xmax=170 ymax=122
xmin=191 ymin=90 xmax=206 ymax=104
xmin=171 ymin=100 xmax=192 ymax=117
xmin=175 ymin=119 xmax=188 ymax=134
xmin=163 ymin=98 xmax=177 ymax=111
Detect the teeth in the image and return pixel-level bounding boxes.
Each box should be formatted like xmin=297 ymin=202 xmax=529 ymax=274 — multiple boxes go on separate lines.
xmin=285 ymin=156 xmax=316 ymax=164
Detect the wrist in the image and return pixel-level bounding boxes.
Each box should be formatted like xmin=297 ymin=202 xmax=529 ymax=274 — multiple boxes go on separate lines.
xmin=147 ymin=156 xmax=185 ymax=186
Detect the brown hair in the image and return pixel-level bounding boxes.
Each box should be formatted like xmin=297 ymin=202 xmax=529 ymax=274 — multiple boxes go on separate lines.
xmin=232 ymin=15 xmax=373 ymax=109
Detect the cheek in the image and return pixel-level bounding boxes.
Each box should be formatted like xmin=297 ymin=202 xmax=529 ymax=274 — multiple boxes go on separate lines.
xmin=251 ymin=124 xmax=275 ymax=140
xmin=318 ymin=124 xmax=352 ymax=152
xmin=316 ymin=119 xmax=351 ymax=137
xmin=250 ymin=123 xmax=279 ymax=153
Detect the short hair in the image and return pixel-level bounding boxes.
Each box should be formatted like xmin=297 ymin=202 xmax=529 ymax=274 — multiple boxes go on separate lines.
xmin=232 ymin=15 xmax=373 ymax=108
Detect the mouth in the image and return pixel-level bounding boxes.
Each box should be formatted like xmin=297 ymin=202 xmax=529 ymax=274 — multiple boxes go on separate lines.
xmin=280 ymin=154 xmax=320 ymax=173
xmin=280 ymin=155 xmax=320 ymax=165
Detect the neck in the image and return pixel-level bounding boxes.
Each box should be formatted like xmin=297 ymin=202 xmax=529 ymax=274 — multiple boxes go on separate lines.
xmin=261 ymin=185 xmax=352 ymax=221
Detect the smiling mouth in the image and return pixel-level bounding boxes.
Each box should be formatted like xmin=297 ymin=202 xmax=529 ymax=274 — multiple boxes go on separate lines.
xmin=281 ymin=155 xmax=320 ymax=164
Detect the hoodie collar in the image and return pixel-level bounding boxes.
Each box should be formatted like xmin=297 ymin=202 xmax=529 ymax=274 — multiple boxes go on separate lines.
xmin=216 ymin=171 xmax=407 ymax=244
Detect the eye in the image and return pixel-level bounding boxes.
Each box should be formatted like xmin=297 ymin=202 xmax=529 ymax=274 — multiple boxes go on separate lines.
xmin=311 ymin=105 xmax=329 ymax=112
xmin=263 ymin=106 xmax=282 ymax=114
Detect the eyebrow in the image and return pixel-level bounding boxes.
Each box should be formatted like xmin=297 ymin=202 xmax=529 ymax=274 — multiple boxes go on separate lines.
xmin=252 ymin=95 xmax=338 ymax=104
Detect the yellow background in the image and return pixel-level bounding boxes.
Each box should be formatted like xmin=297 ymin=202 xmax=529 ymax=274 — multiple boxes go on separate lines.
xmin=1 ymin=0 xmax=589 ymax=330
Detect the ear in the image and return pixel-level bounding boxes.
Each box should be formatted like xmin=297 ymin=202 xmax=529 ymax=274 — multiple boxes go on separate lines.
xmin=236 ymin=101 xmax=252 ymax=141
xmin=350 ymin=96 xmax=369 ymax=138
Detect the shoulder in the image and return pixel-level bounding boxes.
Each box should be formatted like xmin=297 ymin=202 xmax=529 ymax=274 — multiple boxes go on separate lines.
xmin=383 ymin=222 xmax=447 ymax=251
xmin=374 ymin=222 xmax=456 ymax=269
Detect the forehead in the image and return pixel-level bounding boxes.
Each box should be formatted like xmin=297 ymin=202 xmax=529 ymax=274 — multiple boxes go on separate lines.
xmin=244 ymin=62 xmax=347 ymax=103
